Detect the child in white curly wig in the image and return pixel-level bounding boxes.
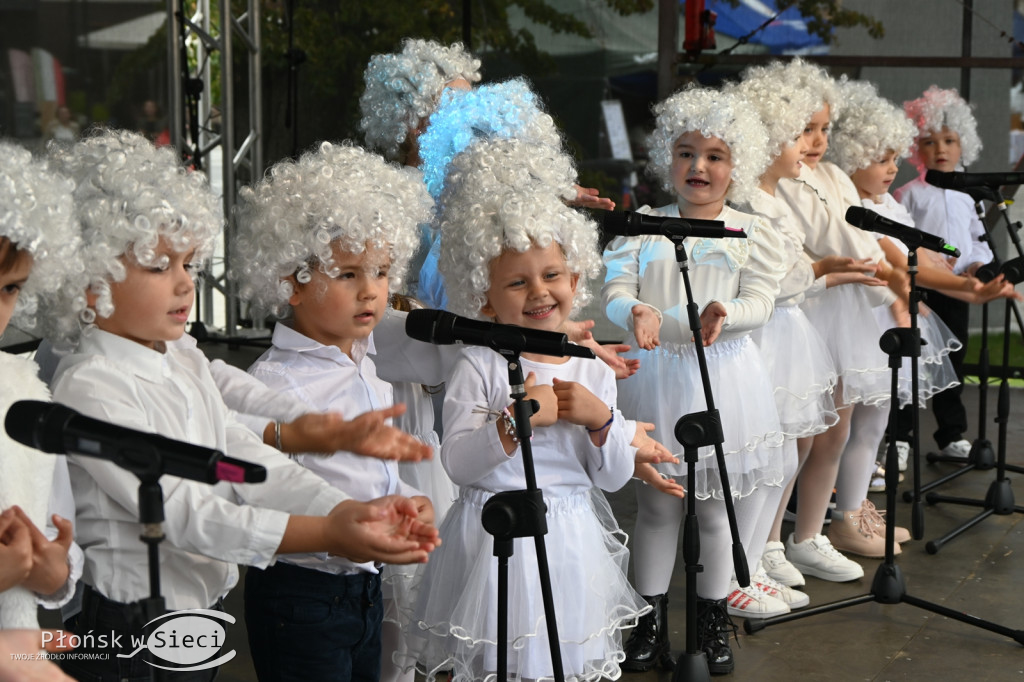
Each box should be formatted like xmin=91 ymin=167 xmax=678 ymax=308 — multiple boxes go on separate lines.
xmin=772 ymin=62 xmax=919 ymax=571
xmin=0 ymin=141 xmax=82 ymax=638
xmin=233 ymin=140 xmax=437 ymax=682
xmin=602 ymin=85 xmax=786 ymax=675
xmin=359 ymin=38 xmax=482 ymax=166
xmin=725 ymin=63 xmax=853 ymax=606
xmin=397 ymin=136 xmax=665 ymax=682
xmin=894 ymin=86 xmax=996 ymax=461
xmin=41 ymin=130 xmax=440 ymax=681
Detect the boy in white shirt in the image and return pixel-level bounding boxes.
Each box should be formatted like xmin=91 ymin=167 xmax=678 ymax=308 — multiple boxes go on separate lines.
xmin=232 ymin=141 xmax=435 ymax=682
xmin=42 ymin=129 xmax=439 ymax=681
xmin=894 ymin=86 xmax=995 ymax=459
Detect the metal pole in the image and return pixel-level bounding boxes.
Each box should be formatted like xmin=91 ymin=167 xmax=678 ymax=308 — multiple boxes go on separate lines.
xmin=657 ymin=0 xmax=679 ymax=100
xmin=961 ymin=0 xmax=973 ymax=99
xmin=167 ymin=0 xmax=184 ymax=150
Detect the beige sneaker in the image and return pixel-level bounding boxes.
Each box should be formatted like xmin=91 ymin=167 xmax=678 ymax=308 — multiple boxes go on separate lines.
xmin=827 ymin=505 xmax=900 ymax=558
xmin=859 ymin=499 xmax=911 ymax=544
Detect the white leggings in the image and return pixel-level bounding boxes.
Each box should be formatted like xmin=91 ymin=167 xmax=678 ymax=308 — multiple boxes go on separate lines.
xmin=835 ymin=403 xmax=889 ymax=512
xmin=632 ymin=479 xmax=783 ymax=600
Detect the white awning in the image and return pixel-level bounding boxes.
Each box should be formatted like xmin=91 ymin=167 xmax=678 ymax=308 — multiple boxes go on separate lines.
xmin=77 ymin=11 xmax=165 ymax=51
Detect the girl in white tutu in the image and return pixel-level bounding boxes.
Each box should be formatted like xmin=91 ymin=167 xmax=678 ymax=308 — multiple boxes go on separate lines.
xmin=775 ymin=61 xmax=911 ymax=564
xmin=602 ymin=86 xmax=787 ymax=675
xmin=399 ymin=137 xmax=663 ymax=682
xmin=727 ymin=63 xmax=881 ymax=594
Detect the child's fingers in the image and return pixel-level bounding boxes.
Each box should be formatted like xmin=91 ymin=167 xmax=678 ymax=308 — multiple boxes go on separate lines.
xmin=51 ymin=516 xmax=74 ymax=550
xmin=11 ymin=507 xmax=48 ymax=547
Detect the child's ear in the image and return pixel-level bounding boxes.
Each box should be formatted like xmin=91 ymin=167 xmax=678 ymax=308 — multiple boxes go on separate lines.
xmin=570 ymin=272 xmax=580 ymax=295
xmin=285 ymin=276 xmax=303 ymax=307
xmin=480 ymin=298 xmax=496 ymax=320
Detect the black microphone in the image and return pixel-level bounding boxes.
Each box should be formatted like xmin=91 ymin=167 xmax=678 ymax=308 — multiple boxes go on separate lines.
xmin=845 ymin=206 xmax=961 ymax=258
xmin=405 ymin=309 xmax=596 ymax=360
xmin=602 ymin=210 xmax=746 ymax=240
xmin=5 ymin=400 xmax=267 ymax=484
xmin=925 ymin=169 xmax=1024 ymax=191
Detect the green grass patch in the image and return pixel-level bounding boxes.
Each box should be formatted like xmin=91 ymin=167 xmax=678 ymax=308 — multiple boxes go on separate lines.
xmin=963 ymin=332 xmax=1024 ymax=387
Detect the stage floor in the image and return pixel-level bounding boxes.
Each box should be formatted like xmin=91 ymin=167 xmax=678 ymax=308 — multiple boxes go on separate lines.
xmin=155 ymin=340 xmax=1024 ymax=681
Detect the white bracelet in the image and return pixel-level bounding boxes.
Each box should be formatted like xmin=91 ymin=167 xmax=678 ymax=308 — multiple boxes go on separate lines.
xmin=274 ymin=421 xmax=284 ymax=451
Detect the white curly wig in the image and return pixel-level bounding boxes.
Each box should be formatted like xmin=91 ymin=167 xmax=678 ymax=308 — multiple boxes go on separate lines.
xmin=724 ymin=61 xmax=822 ymax=155
xmin=0 ymin=141 xmax=82 ymax=335
xmin=777 ymin=57 xmax=839 ymax=121
xmin=418 ymin=78 xmax=563 ymax=199
xmin=359 ymin=39 xmax=482 ymax=161
xmin=231 ymin=141 xmax=431 ymax=317
xmin=437 ymin=137 xmax=600 ymax=320
xmin=903 ymin=85 xmax=982 ymax=169
xmin=646 ymin=86 xmax=771 ymax=205
xmin=44 ymin=129 xmax=222 ymax=346
xmin=826 ymin=79 xmax=917 ymax=175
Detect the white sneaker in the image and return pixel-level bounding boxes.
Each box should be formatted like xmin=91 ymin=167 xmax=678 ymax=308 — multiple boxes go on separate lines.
xmin=753 ymin=566 xmax=809 ymax=609
xmin=726 ymin=579 xmax=790 ymax=619
xmin=941 ymin=439 xmax=972 ymax=459
xmin=895 ymin=441 xmax=910 ymax=472
xmin=785 ymin=533 xmax=864 ymax=582
xmin=761 ymin=541 xmax=805 ymax=587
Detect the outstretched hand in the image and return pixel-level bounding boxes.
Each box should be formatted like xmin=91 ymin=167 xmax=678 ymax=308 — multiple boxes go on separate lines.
xmin=282 ymin=407 xmax=432 ymax=462
xmin=0 ymin=630 xmax=76 ymax=682
xmin=634 ymin=463 xmax=685 ymax=498
xmin=695 ymin=301 xmax=727 ymax=347
xmin=326 ymin=496 xmax=441 ymax=565
xmin=569 ymin=185 xmax=616 ymax=211
xmin=631 ymin=305 xmax=661 ymax=351
xmin=631 ymin=422 xmax=678 ymax=465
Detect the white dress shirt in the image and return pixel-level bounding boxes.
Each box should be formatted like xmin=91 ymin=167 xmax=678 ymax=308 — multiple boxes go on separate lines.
xmin=894 ymin=172 xmax=994 ymax=274
xmin=248 ymin=323 xmax=421 ymax=575
xmin=51 ymin=328 xmax=349 ymax=610
xmin=602 ymin=203 xmax=784 ymax=345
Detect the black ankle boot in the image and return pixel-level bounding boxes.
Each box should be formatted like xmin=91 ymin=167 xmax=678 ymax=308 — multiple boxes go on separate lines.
xmin=622 ymin=593 xmax=674 ymax=672
xmin=696 ymin=596 xmax=738 ymax=675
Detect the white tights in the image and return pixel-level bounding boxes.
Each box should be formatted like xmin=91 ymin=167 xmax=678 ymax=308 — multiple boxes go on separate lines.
xmin=835 ymin=403 xmax=889 ymax=512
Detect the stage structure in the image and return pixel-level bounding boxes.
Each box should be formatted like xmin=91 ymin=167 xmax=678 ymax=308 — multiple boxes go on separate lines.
xmin=166 ymin=0 xmax=263 ymax=336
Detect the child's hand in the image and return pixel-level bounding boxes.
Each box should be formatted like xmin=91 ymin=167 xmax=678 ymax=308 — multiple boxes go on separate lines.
xmin=824 ymin=271 xmax=886 ymax=288
xmin=410 ymin=495 xmax=435 ymax=527
xmin=10 ymin=507 xmax=71 ymax=596
xmin=631 ymin=305 xmax=661 ymax=350
xmin=634 ymin=463 xmax=685 ymax=498
xmin=890 ymin=299 xmax=911 ymax=328
xmin=0 ymin=629 xmax=77 ymax=682
xmin=280 ymin=408 xmax=432 ymax=462
xmin=569 ymin=185 xmax=616 ymax=211
xmin=577 ymin=334 xmax=640 ymax=379
xmin=969 ymin=275 xmax=1024 ymax=304
xmin=696 ymin=302 xmax=727 ymax=346
xmin=0 ymin=509 xmax=32 ymax=593
xmin=563 ymin=319 xmax=596 ymax=344
xmin=551 ymin=378 xmax=611 ymax=429
xmin=325 ymin=497 xmax=440 ymax=565
xmin=523 ymin=372 xmax=558 ymax=428
xmin=813 ymin=255 xmax=878 ymax=278
xmin=631 ymin=422 xmax=679 ymax=465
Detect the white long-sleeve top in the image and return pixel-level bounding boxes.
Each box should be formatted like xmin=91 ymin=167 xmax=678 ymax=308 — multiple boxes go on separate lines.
xmin=51 ymin=328 xmax=349 ymax=610
xmin=777 ymin=162 xmax=896 ymax=307
xmin=441 ymin=346 xmax=635 ymax=497
xmin=745 ymin=189 xmax=827 ymax=307
xmin=247 ymin=323 xmax=421 ymax=575
xmin=602 ymin=203 xmax=784 ymax=345
xmin=893 ymin=172 xmax=994 ymax=274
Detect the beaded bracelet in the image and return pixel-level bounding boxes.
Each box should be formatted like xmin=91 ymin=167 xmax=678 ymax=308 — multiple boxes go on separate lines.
xmin=472 ymin=405 xmax=519 ymax=444
xmin=586 ymin=408 xmax=614 ymax=447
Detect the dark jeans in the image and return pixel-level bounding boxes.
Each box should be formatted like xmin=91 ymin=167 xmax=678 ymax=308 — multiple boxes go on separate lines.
xmin=60 ymin=585 xmax=220 ymax=682
xmin=891 ymin=288 xmax=970 ymax=448
xmin=244 ymin=562 xmax=383 ymax=682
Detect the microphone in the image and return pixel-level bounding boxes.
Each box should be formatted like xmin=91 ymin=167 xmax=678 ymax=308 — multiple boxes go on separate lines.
xmin=925 ymin=169 xmax=1024 ymax=191
xmin=5 ymin=400 xmax=267 ymax=484
xmin=602 ymin=210 xmax=746 ymax=240
xmin=405 ymin=309 xmax=596 ymax=360
xmin=845 ymin=206 xmax=961 ymax=258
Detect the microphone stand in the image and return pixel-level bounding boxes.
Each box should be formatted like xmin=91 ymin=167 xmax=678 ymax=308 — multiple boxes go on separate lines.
xmin=743 ymin=245 xmax=1024 ymax=647
xmin=480 ymin=351 xmax=565 ymax=682
xmin=923 ymin=256 xmax=1024 ymax=554
xmin=665 ymin=234 xmax=748 ymax=682
xmin=911 ymin=191 xmax=1024 ymax=504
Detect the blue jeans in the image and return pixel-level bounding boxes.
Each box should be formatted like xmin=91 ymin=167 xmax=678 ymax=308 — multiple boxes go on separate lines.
xmin=244 ymin=562 xmax=383 ymax=682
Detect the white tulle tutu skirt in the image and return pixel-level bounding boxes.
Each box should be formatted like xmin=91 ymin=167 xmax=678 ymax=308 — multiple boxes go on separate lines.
xmin=396 ymin=487 xmax=648 ymax=682
xmin=751 ymin=304 xmax=839 ymax=439
xmin=800 ymin=285 xmax=890 ymax=407
xmin=616 ymin=335 xmax=785 ymax=500
xmin=872 ymin=304 xmax=961 ymax=407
